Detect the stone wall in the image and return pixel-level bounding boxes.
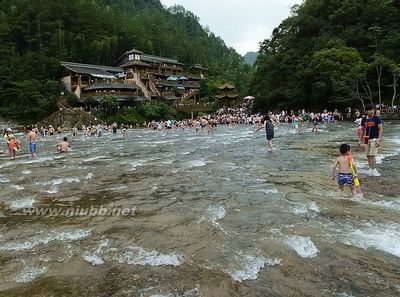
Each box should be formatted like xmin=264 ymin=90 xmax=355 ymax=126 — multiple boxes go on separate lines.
xmin=37 ymin=108 xmax=100 ymax=128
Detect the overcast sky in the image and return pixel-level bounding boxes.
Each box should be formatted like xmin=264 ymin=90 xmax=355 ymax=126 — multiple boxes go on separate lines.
xmin=160 ymin=0 xmax=302 ymax=55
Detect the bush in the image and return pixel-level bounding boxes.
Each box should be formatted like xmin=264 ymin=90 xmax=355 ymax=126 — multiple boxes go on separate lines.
xmin=84 ymin=96 xmax=96 ymax=109
xmin=138 ymin=102 xmax=177 ymax=121
xmin=94 ymin=101 xmax=185 ymax=125
xmin=66 ymin=93 xmax=79 ymax=107
xmin=94 ymin=109 xmax=145 ymax=126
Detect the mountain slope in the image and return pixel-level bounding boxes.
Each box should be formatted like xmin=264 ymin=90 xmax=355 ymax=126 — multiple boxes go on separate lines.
xmin=0 ymin=0 xmax=251 ymax=123
xmin=249 ymin=0 xmax=400 ymax=111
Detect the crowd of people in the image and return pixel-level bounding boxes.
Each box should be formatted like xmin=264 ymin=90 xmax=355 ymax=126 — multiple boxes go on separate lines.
xmin=1 ymin=104 xmax=386 ymax=199
xmin=142 ymin=107 xmax=349 ymax=133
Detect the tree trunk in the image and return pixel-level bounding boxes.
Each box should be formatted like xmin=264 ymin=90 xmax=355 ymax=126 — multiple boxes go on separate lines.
xmin=392 ymin=72 xmax=399 ymax=108
xmin=36 ymin=15 xmax=45 ymax=75
xmin=355 ymin=81 xmax=365 ymax=110
xmin=360 ymin=79 xmax=374 ymax=105
xmin=376 ymin=65 xmax=382 ymax=107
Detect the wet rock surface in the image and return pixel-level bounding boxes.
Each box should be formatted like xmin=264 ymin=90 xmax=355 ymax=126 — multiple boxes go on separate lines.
xmin=0 ymin=122 xmax=399 ymax=296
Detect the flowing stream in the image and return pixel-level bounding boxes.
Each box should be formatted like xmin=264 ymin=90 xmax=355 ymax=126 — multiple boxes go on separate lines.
xmin=0 ymin=121 xmax=399 ymax=297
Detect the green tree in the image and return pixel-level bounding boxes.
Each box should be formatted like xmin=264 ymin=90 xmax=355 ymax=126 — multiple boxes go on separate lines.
xmin=388 ymin=62 xmax=400 ymax=107
xmin=100 ymin=95 xmax=118 ymax=116
xmin=84 ymin=96 xmax=97 ymax=111
xmin=310 ymin=46 xmax=368 ymax=107
xmin=66 ymin=92 xmax=79 ymax=107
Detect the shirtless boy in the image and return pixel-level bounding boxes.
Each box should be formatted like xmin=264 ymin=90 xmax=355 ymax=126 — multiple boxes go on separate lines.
xmin=27 ymin=127 xmax=37 ymax=158
xmin=331 ymin=144 xmax=358 ymax=197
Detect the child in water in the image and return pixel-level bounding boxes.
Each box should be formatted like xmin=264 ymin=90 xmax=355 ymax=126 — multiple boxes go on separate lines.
xmin=331 ymin=144 xmax=359 ymax=197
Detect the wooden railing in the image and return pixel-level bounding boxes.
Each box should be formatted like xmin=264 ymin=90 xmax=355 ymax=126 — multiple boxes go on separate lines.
xmin=131 ymin=74 xmax=151 ymax=98
xmin=148 ymin=79 xmax=160 ymax=96
xmin=180 ymin=89 xmax=200 ymax=103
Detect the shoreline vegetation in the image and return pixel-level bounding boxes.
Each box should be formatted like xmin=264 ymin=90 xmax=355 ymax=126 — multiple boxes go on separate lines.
xmin=1 ymin=1 xmax=399 ymax=125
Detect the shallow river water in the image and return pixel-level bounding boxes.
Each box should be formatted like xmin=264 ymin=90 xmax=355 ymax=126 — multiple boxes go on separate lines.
xmin=0 ymin=121 xmax=399 ymax=297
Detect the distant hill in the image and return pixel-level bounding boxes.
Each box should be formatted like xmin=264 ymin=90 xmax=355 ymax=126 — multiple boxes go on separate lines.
xmin=244 ymin=52 xmax=259 ymax=65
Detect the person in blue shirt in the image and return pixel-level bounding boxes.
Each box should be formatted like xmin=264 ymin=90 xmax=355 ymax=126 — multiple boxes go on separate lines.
xmin=360 ymin=104 xmax=383 ymax=176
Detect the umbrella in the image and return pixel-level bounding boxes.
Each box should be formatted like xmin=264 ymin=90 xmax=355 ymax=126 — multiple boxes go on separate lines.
xmin=244 ymin=96 xmax=255 ymax=100
xmin=179 ymin=76 xmax=188 ymax=80
xmin=115 ymin=72 xmax=126 ymax=78
xmin=167 ymin=76 xmax=179 ymax=81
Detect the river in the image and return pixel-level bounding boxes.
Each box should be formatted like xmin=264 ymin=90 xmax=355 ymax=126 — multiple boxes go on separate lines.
xmin=0 ymin=121 xmax=399 ymax=297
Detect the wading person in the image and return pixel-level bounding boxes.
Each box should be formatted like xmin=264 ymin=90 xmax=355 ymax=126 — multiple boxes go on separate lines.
xmin=3 ymin=128 xmax=20 ymax=158
xmin=360 ymin=104 xmax=383 ymax=176
xmin=331 ymin=144 xmax=358 ymax=197
xmin=293 ymin=115 xmax=299 ymax=133
xmin=257 ymin=116 xmax=275 ymax=152
xmin=27 ymin=127 xmax=37 ymax=158
xmin=311 ymin=114 xmax=319 ymax=133
xmin=57 ymin=137 xmax=70 ymax=153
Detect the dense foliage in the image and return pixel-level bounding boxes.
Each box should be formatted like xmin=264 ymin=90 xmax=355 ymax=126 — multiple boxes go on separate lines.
xmin=250 ymin=0 xmax=400 ymax=112
xmin=94 ymin=101 xmax=185 ymax=125
xmin=0 ymin=0 xmax=250 ymax=123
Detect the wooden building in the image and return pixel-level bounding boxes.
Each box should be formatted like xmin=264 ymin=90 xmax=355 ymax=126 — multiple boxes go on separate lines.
xmin=82 ymin=83 xmax=141 ymax=103
xmin=186 ymin=64 xmax=208 ymax=79
xmin=60 ymin=62 xmax=124 ymax=99
xmin=60 ymin=48 xmax=207 ymax=106
xmin=215 ymin=83 xmax=239 ymax=108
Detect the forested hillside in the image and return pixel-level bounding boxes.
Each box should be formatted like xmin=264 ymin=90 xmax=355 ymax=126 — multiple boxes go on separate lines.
xmin=0 ymin=0 xmax=251 ymax=123
xmin=250 ymin=0 xmax=400 ymax=112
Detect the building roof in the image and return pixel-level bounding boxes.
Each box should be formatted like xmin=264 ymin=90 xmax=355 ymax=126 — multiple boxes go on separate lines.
xmin=187 ymin=64 xmax=208 ymax=71
xmin=218 ymin=83 xmax=236 ymax=90
xmin=83 ymin=83 xmax=139 ymax=91
xmin=215 ymin=94 xmax=239 ymax=99
xmin=119 ymin=60 xmax=152 ymax=68
xmin=142 ymin=54 xmax=184 ymax=66
xmin=114 ymin=48 xmax=144 ymax=66
xmin=61 ymin=61 xmax=122 ymax=79
xmin=155 ymin=79 xmax=200 ymax=88
xmin=126 ymin=48 xmax=143 ymax=55
xmin=186 ymin=76 xmax=203 ymax=81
